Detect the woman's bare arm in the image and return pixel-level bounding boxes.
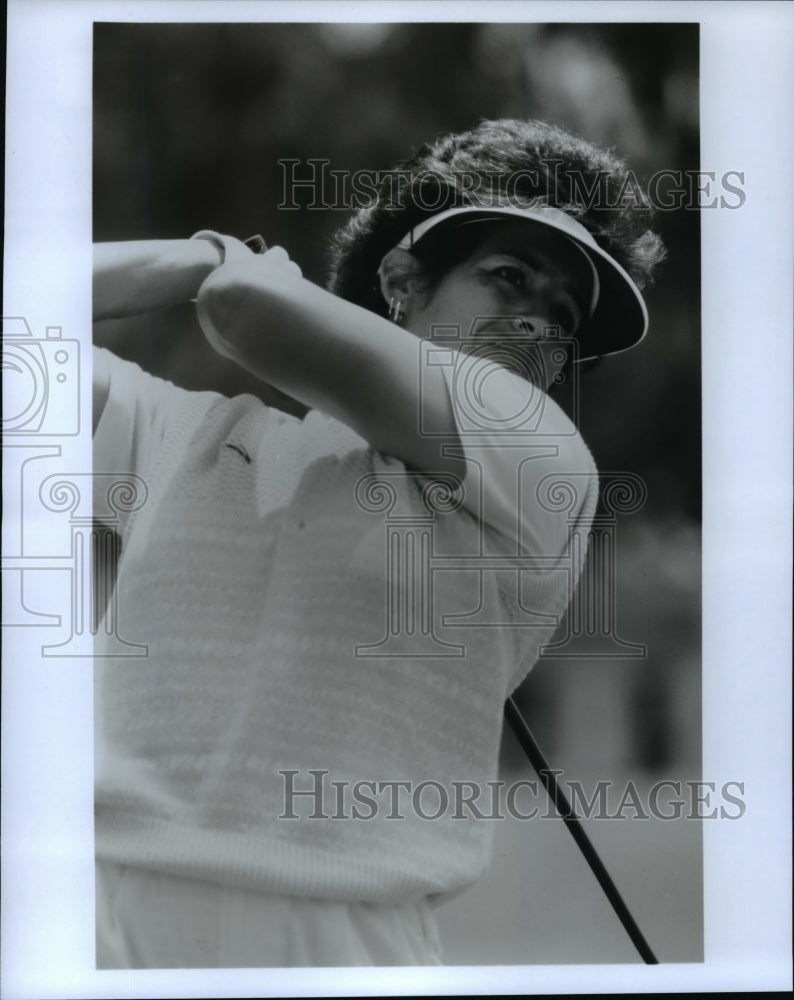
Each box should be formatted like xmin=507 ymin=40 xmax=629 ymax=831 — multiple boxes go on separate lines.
xmin=92 ymin=240 xmax=231 ymax=321
xmin=196 ymin=251 xmax=464 ymax=479
xmin=92 ymin=236 xmax=254 ymax=431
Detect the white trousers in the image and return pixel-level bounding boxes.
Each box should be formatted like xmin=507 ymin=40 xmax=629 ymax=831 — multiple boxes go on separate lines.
xmin=96 ymin=861 xmax=444 ymax=968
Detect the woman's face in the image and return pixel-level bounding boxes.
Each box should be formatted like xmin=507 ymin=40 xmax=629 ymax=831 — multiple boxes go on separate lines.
xmin=402 ymin=220 xmax=595 ymax=390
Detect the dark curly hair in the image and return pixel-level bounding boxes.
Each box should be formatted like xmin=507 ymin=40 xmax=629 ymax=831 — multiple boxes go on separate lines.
xmin=327 ymin=119 xmax=666 ymax=324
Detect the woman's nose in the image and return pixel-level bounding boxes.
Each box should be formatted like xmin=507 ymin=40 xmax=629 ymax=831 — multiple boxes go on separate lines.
xmin=512 ymin=315 xmax=561 ymax=338
xmin=521 ymin=271 xmax=569 ymax=330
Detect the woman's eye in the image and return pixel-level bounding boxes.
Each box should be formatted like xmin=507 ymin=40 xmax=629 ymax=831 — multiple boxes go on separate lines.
xmin=493 ymin=265 xmax=526 ymax=288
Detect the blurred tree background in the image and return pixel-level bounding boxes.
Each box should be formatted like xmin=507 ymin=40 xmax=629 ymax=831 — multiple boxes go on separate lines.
xmin=93 ymin=21 xmax=702 ymax=962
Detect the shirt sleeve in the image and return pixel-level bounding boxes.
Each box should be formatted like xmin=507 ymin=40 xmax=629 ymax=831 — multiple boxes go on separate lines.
xmin=92 ymin=346 xmax=220 ymax=537
xmin=429 ymin=346 xmax=597 ymax=558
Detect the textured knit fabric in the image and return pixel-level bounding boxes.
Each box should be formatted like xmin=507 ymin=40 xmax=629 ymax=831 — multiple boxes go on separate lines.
xmin=96 ymin=860 xmax=442 ymax=967
xmin=93 ymin=345 xmax=598 ymax=907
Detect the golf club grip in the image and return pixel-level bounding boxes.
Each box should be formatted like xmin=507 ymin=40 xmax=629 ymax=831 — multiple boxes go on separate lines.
xmin=244 ymin=234 xmax=268 ymax=254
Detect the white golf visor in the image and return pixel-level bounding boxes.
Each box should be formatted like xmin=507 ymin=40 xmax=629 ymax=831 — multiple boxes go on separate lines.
xmin=393 ymin=204 xmax=649 ymax=361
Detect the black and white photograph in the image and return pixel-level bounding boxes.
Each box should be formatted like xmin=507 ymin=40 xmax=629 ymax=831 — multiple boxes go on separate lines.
xmin=2 ymin=2 xmax=792 ymax=996
xmin=90 ymin=16 xmax=703 ymax=971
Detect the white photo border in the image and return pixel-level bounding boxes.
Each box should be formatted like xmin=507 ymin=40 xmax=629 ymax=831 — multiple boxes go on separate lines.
xmin=2 ymin=1 xmax=791 ymax=996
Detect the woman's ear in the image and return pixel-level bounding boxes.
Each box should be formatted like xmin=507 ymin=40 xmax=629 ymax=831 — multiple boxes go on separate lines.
xmin=377 ymin=247 xmax=424 ymax=310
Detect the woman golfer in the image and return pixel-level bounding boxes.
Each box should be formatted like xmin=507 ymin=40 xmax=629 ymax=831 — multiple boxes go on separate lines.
xmin=92 ymin=119 xmax=664 ymax=967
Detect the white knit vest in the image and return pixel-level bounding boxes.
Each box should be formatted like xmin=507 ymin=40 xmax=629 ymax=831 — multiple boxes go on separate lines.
xmin=94 ymin=350 xmax=598 ymax=903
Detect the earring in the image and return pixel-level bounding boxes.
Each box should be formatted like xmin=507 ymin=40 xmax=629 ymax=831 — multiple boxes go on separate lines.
xmin=388 ymin=297 xmax=405 ymax=324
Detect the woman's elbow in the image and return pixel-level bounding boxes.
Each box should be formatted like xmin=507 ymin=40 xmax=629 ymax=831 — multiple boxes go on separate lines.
xmin=196 ymin=267 xmax=259 ymax=358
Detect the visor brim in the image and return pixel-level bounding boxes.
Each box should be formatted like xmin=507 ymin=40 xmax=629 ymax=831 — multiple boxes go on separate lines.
xmin=396 ymin=204 xmax=649 ymax=361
